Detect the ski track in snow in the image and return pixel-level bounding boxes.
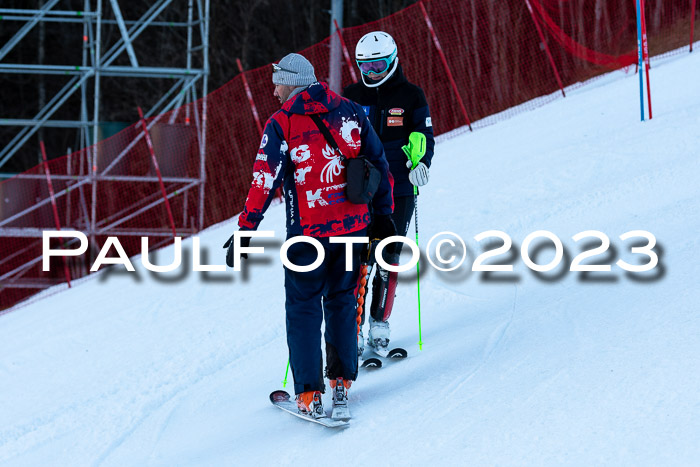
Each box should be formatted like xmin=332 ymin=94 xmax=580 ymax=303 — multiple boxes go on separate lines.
xmin=445 ymin=285 xmax=519 ymax=399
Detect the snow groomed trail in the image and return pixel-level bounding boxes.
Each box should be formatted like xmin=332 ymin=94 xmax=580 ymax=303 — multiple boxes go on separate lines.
xmin=1 ymin=51 xmax=699 ymax=466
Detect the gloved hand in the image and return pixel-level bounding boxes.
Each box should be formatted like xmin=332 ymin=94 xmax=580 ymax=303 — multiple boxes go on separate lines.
xmin=406 ymin=160 xmax=429 ymax=187
xmin=223 ymin=233 xmax=252 ymax=267
xmin=368 ymin=214 xmax=397 ymax=241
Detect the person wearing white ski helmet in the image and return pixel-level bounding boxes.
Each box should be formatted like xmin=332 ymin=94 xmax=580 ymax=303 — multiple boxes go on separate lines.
xmin=355 ymin=30 xmax=399 ymax=88
xmin=344 ymin=31 xmax=435 ymax=359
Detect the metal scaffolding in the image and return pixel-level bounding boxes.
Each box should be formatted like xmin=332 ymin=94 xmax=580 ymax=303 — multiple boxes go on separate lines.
xmin=0 ymin=0 xmax=210 ymax=294
xmin=0 ymin=0 xmax=210 ymax=169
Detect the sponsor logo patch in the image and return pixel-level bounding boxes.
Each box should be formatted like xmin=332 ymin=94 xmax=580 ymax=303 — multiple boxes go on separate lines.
xmin=389 ymin=107 xmax=404 ymax=116
xmin=387 ymin=116 xmax=403 ymax=127
xmin=327 ymin=192 xmax=345 ymax=205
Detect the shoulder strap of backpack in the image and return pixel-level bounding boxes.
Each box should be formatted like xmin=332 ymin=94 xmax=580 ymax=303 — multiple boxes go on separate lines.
xmin=309 ymin=113 xmax=346 ymax=160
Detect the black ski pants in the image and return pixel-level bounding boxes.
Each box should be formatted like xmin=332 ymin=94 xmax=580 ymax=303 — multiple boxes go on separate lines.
xmin=365 ymin=195 xmax=416 ymax=323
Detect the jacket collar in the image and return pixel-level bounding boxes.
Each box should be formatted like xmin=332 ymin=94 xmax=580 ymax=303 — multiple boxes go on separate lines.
xmin=282 ymin=82 xmax=342 ymax=115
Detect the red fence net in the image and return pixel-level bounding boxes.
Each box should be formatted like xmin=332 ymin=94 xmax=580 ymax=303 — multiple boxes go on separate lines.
xmin=0 ymin=0 xmax=694 ymax=310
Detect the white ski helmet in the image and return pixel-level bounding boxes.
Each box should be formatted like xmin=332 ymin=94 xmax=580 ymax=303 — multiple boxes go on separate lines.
xmin=355 ymin=31 xmax=399 ymax=88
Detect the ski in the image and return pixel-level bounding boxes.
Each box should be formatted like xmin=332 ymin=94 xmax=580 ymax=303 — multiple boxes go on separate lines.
xmin=387 ymin=347 xmax=408 ymax=359
xmin=370 ymin=346 xmax=408 ymax=359
xmin=269 ymin=390 xmax=348 ymax=428
xmin=360 ymin=347 xmax=407 ymax=369
xmin=360 ymin=357 xmax=382 ymax=368
xmin=331 ymin=405 xmax=351 ymax=421
xmin=371 ymin=345 xmax=390 ymax=358
xmin=330 ymin=378 xmax=352 ymax=421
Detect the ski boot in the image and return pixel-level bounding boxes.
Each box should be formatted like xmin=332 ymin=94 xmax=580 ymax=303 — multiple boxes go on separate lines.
xmin=329 ymin=378 xmax=352 ymax=421
xmin=368 ymin=317 xmax=390 ymax=357
xmin=296 ymin=391 xmax=325 ymax=419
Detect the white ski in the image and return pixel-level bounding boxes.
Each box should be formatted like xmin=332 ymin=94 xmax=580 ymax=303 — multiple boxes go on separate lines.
xmin=269 ymin=390 xmax=348 ymax=428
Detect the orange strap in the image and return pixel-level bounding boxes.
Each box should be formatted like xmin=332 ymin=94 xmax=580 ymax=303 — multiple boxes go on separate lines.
xmin=356 ymin=264 xmax=369 ymax=336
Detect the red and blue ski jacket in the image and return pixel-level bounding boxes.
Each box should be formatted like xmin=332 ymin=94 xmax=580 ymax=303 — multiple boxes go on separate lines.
xmin=239 ymin=82 xmax=394 ymax=237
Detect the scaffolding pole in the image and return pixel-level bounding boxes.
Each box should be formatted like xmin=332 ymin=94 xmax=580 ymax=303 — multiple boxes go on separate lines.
xmin=0 ymin=0 xmax=211 ymax=306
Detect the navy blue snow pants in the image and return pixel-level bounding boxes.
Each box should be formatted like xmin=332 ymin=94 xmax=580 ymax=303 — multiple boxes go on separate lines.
xmin=284 ymin=230 xmax=365 ymax=395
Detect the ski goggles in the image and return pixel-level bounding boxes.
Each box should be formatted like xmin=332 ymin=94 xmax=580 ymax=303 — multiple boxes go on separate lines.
xmin=356 ymin=51 xmax=397 ymax=75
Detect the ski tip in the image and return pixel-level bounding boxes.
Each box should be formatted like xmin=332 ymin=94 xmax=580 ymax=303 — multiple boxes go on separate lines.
xmin=270 ymin=390 xmax=291 ymax=403
xmin=388 ymin=348 xmax=408 ymax=359
xmin=361 ymin=358 xmax=383 ymax=369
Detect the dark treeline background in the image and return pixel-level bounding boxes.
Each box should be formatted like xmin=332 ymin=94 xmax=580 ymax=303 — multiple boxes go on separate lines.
xmin=0 ymin=0 xmax=419 ymax=172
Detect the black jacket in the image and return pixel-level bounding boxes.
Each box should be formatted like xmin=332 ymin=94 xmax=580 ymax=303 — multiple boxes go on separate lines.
xmin=343 ymin=64 xmax=435 ymax=197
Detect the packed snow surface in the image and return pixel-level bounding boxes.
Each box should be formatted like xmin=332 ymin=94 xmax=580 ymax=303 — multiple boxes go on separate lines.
xmin=1 ymin=51 xmax=699 ymax=466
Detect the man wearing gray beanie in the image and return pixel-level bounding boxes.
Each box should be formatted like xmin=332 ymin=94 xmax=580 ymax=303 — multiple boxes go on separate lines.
xmin=272 ymin=53 xmax=317 ymax=104
xmin=225 ymin=52 xmax=395 ymax=423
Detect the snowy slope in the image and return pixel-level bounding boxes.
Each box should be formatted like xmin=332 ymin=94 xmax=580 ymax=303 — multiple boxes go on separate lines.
xmin=1 ymin=51 xmax=699 ymax=466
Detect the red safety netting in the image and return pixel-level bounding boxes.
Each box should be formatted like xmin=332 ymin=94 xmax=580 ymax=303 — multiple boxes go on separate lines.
xmin=529 ymin=0 xmax=637 ymax=69
xmin=1 ymin=0 xmax=695 ymax=311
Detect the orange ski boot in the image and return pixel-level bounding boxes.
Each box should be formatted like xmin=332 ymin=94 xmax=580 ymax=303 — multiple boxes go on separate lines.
xmin=296 ymin=390 xmax=324 ymax=419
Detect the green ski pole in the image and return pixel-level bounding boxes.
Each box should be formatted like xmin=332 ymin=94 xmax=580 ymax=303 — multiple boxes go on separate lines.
xmin=282 ymin=358 xmax=290 ymax=388
xmin=402 ymin=132 xmax=427 ymax=350
xmin=413 ymin=184 xmax=423 ymax=350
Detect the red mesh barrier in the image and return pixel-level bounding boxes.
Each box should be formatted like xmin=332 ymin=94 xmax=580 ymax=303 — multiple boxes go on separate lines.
xmin=0 ymin=0 xmax=695 ymax=311
xmin=529 ymin=0 xmax=637 ymax=69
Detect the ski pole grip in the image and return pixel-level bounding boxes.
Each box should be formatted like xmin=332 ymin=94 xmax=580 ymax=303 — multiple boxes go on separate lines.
xmin=402 ymin=132 xmax=427 ymax=169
